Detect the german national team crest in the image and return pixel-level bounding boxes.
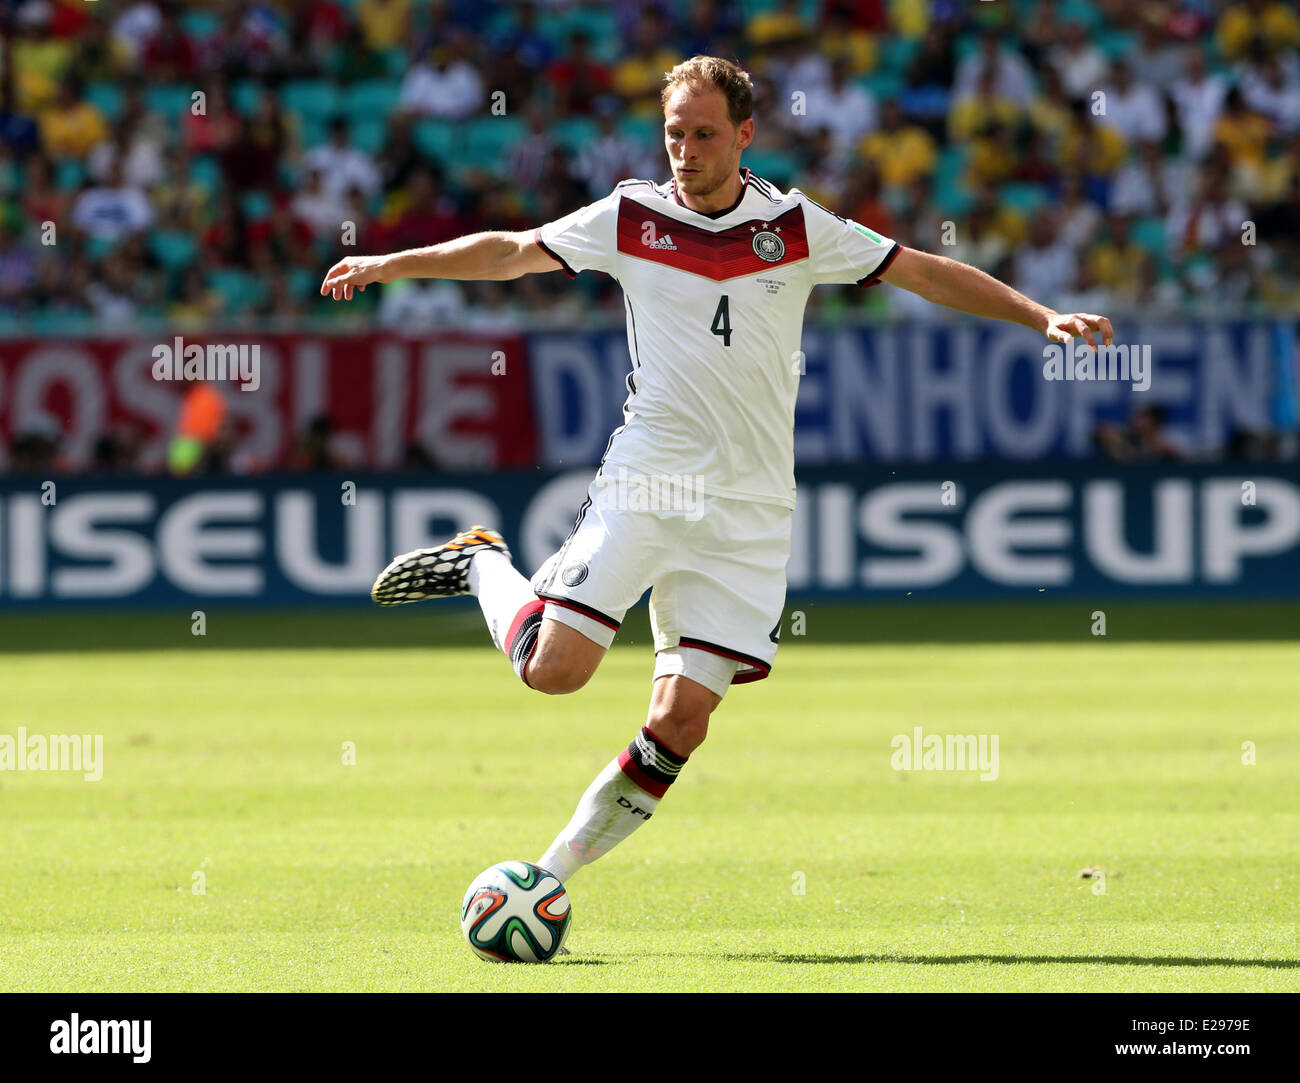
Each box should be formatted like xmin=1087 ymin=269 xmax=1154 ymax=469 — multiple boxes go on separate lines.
xmin=561 ymin=561 xmax=589 ymax=586
xmin=752 ymin=230 xmax=785 ymax=262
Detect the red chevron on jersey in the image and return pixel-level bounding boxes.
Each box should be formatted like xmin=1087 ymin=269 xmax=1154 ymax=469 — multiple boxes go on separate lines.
xmin=616 ymin=199 xmax=810 ymax=281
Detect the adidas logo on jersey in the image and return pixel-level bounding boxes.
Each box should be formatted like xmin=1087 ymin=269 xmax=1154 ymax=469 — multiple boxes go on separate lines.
xmin=647 ymin=233 xmax=678 ymax=250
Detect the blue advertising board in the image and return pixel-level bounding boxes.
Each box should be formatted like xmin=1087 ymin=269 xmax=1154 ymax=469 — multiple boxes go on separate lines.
xmin=529 ymin=320 xmax=1295 ymax=465
xmin=1 ymin=463 xmax=1297 ymax=607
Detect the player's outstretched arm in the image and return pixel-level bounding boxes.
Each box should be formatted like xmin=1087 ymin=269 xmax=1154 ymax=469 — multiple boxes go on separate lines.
xmin=878 ymin=247 xmax=1114 ymax=346
xmin=320 ymin=231 xmax=560 ymax=300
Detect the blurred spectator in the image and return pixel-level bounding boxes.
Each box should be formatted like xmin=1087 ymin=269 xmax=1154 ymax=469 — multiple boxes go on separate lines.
xmin=490 ymin=1 xmax=555 ymax=72
xmin=860 ymin=99 xmax=936 ymax=190
xmin=169 ymin=266 xmax=224 ymax=328
xmin=90 ymin=424 xmax=144 ymax=474
xmin=1110 ymin=140 xmax=1191 ymax=218
xmin=954 ymin=30 xmax=1034 ymax=107
xmin=183 ymin=81 xmax=240 ymax=155
xmin=142 ymin=4 xmax=197 ymax=81
xmin=1014 ymin=208 xmax=1075 ymax=308
xmin=287 ymin=415 xmax=345 ymax=470
xmin=377 ymin=277 xmax=468 ymax=329
xmin=1166 ymin=163 xmax=1249 ymax=254
xmin=746 ymin=0 xmax=808 ymax=47
xmin=1130 ymin=18 xmax=1190 ymax=94
xmin=1097 ymin=60 xmax=1167 ymax=146
xmin=70 ymin=158 xmax=155 ymax=240
xmin=38 ymin=76 xmax=108 ymax=159
xmin=112 ymin=2 xmax=163 ymax=67
xmin=1212 ymin=86 xmax=1275 ymax=173
xmin=1087 ymin=211 xmax=1146 ymax=297
xmin=1094 ymin=405 xmax=1184 ymax=462
xmin=1172 ymin=51 xmax=1228 ymax=160
xmin=19 ymin=152 xmax=67 ymax=228
xmin=1047 ymin=22 xmax=1108 ymax=101
xmin=377 ymin=166 xmax=469 ymax=250
xmin=304 ymin=117 xmax=381 ymax=202
xmin=1240 ymin=49 xmax=1300 ymax=135
xmin=547 ymin=32 xmax=614 ymax=117
xmin=574 ymin=97 xmax=656 ymax=195
xmin=399 ymin=36 xmax=484 ymax=119
xmin=9 ymin=412 xmax=62 ymax=474
xmin=357 ymin=0 xmax=411 ymax=54
xmin=613 ymin=15 xmax=680 ymax=117
xmin=84 ymin=248 xmax=141 ymax=327
xmin=0 ymin=210 xmax=37 ymax=309
xmin=507 ymin=103 xmax=562 ymax=192
xmin=292 ymin=164 xmax=348 ymax=241
xmin=803 ymin=57 xmax=877 ymax=153
xmin=169 ymin=380 xmax=227 ymax=475
xmin=88 ymin=116 xmax=165 ymax=190
xmin=1216 ymin=0 xmax=1300 ymax=63
xmin=11 ymin=2 xmax=75 ymax=113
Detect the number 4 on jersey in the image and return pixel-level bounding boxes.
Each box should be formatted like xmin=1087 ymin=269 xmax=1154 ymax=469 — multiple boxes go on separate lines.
xmin=711 ymin=295 xmax=732 ymax=347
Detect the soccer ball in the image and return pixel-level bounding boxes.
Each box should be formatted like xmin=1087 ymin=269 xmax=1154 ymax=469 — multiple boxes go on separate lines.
xmin=460 ymin=861 xmax=571 ymax=963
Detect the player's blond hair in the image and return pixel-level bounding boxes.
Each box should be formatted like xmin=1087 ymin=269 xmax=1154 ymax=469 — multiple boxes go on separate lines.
xmin=661 ymin=56 xmax=754 ymax=128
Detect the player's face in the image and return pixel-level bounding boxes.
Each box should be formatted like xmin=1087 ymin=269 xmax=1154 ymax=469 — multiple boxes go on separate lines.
xmin=664 ymin=89 xmax=753 ymax=204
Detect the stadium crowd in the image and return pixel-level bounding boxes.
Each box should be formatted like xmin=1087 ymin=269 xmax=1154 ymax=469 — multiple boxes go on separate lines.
xmin=0 ymin=0 xmax=1297 ymax=474
xmin=0 ymin=0 xmax=1296 ymax=333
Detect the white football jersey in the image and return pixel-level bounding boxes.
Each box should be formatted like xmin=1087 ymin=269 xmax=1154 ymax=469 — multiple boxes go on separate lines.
xmin=535 ymin=167 xmax=901 ymax=509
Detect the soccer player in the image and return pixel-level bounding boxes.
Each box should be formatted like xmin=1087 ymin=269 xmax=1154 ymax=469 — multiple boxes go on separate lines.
xmin=320 ymin=56 xmax=1113 ymax=887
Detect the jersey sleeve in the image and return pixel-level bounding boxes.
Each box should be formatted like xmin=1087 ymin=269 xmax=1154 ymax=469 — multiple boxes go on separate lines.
xmin=534 ymin=188 xmax=622 ymax=278
xmin=801 ymin=194 xmax=902 ymax=287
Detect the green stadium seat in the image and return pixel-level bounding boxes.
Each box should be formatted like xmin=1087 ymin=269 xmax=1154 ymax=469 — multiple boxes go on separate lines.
xmin=743 ymin=149 xmax=800 ymax=186
xmin=618 ymin=115 xmax=660 ymax=146
xmin=464 ymin=116 xmax=528 ymax=164
xmin=1058 ymin=0 xmax=1105 ymax=31
xmin=859 ymin=71 xmax=903 ymax=100
xmin=283 ymin=80 xmax=342 ymax=122
xmin=189 ymin=154 xmax=222 ymax=192
xmin=346 ymin=80 xmax=402 ymax=121
xmin=232 ymin=80 xmax=262 ymax=116
xmin=1131 ymin=216 xmax=1168 ymax=254
xmin=1096 ymin=29 xmax=1137 ymax=60
xmin=241 ymin=191 xmax=273 ymax=221
xmin=287 ymin=266 xmax=317 ymax=302
xmin=144 ymin=85 xmax=196 ymax=122
xmin=149 ymin=230 xmax=199 ymax=271
xmin=208 ymin=268 xmax=256 ymax=312
xmin=85 ymin=82 xmax=123 ymax=122
xmin=86 ymin=235 xmax=122 ymax=260
xmin=878 ymin=36 xmax=920 ymax=76
xmin=181 ymin=9 xmax=222 ymax=40
xmin=999 ymin=182 xmax=1047 ymax=215
xmin=413 ymin=118 xmax=457 ymax=162
xmin=555 ymin=116 xmax=599 ymax=153
xmin=55 ymin=159 xmax=85 ymax=192
xmin=349 ymin=117 xmax=387 ymax=154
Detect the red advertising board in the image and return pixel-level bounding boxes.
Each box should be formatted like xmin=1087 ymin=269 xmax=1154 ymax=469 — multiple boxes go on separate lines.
xmin=0 ymin=332 xmax=538 ymax=472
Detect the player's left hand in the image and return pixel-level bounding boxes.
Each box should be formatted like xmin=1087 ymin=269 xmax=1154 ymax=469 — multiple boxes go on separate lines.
xmin=1044 ymin=312 xmax=1114 ymax=348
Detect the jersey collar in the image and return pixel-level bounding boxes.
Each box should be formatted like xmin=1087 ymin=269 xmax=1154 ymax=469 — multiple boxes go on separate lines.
xmin=671 ymin=166 xmax=751 ymax=220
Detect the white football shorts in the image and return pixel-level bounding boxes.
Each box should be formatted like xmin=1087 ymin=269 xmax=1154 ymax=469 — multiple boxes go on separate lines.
xmin=530 ymin=469 xmax=792 ymax=697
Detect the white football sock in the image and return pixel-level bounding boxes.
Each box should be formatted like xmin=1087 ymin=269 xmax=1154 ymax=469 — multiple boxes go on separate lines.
xmin=537 ymin=727 xmax=688 ymax=883
xmin=467 ymin=549 xmax=538 ymax=652
xmin=537 ymin=760 xmax=661 ymax=882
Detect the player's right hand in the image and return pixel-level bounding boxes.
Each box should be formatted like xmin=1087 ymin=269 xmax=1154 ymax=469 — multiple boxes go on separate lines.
xmin=320 ymin=256 xmax=388 ymax=300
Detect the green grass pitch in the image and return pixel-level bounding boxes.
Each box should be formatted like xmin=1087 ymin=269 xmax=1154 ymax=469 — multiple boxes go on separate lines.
xmin=1 ymin=601 xmax=1296 ymax=992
